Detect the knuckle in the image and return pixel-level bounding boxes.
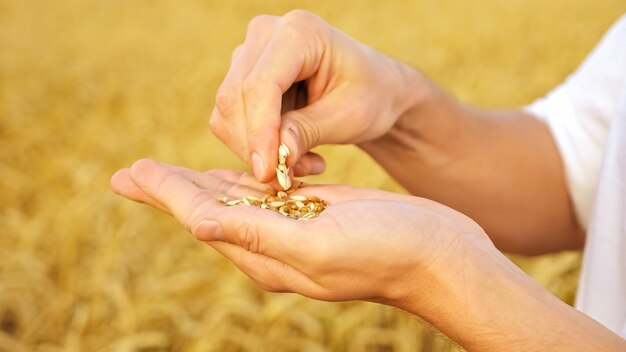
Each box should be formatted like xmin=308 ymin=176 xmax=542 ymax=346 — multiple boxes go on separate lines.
xmin=242 ymin=76 xmax=264 ymax=99
xmin=129 ymin=158 xmax=153 ymax=176
xmin=279 ymin=10 xmax=329 ymax=50
xmin=283 ymin=9 xmax=316 ymax=25
xmin=248 ymin=14 xmax=274 ymax=31
xmin=237 ymin=222 xmax=262 ymax=254
xmin=214 ymin=85 xmax=240 ymax=117
xmin=209 ymin=114 xmax=225 ymax=137
xmin=231 ymin=44 xmax=243 ymax=61
xmin=183 ymin=193 xmax=213 ymax=228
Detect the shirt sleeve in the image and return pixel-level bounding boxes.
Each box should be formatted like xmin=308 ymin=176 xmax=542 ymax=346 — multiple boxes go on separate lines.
xmin=524 ymin=14 xmax=626 ymax=229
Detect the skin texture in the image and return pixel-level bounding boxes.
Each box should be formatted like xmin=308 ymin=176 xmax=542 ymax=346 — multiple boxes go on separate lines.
xmin=111 ymin=161 xmax=483 ymax=301
xmin=209 ymin=12 xmax=417 ymax=181
xmin=360 ymin=87 xmax=585 ymax=255
xmin=208 ymin=10 xmax=583 ymax=255
xmin=110 ymin=161 xmax=625 ymax=351
xmin=111 ymin=9 xmax=624 ymax=351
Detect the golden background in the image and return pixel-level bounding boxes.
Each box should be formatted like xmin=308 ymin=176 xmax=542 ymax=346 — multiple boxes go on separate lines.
xmin=1 ymin=0 xmax=624 ymax=351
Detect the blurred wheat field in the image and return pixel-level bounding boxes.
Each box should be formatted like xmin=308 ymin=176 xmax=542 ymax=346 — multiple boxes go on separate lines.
xmin=1 ymin=0 xmax=625 ymax=351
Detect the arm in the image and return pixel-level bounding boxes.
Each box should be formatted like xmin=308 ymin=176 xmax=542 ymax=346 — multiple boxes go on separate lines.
xmin=363 ymin=13 xmax=626 ymax=254
xmin=397 ymin=231 xmax=625 ymax=352
xmin=360 ymin=77 xmax=585 ymax=255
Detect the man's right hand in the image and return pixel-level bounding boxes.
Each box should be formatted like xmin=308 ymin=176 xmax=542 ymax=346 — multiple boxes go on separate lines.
xmin=209 ymin=10 xmax=584 ymax=257
xmin=209 ymin=9 xmax=425 ymax=182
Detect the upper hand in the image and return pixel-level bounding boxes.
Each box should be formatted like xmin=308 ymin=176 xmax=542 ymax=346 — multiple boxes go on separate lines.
xmin=111 ymin=159 xmax=490 ymax=304
xmin=209 ymin=10 xmax=421 ymax=182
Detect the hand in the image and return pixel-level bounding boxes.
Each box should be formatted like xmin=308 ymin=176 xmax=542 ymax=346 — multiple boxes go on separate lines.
xmin=209 ymin=10 xmax=424 ymax=182
xmin=110 ymin=159 xmax=490 ymax=304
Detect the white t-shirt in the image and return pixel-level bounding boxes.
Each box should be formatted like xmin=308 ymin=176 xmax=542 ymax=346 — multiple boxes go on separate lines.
xmin=526 ymin=14 xmax=626 ymax=337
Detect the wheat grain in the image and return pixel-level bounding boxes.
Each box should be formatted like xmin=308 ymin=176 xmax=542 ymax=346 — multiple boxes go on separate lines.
xmin=218 ymin=188 xmax=328 ymax=220
xmin=276 ymin=141 xmax=292 ymax=191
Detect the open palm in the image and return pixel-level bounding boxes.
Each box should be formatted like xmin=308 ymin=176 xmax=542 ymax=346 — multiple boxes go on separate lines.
xmin=111 ymin=159 xmax=489 ymax=304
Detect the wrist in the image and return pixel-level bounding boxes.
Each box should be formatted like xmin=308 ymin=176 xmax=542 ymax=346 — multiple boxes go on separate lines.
xmin=387 ymin=232 xmax=491 ymax=318
xmin=379 ymin=225 xmax=484 ymax=316
xmin=390 ymin=62 xmax=434 ymax=128
xmin=389 ymin=239 xmax=532 ymax=347
xmin=358 ymin=63 xmax=455 ymax=158
xmin=392 ymin=236 xmax=625 ymax=351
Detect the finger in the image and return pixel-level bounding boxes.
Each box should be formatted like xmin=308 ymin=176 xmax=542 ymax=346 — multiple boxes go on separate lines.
xmin=279 ymin=88 xmax=364 ymax=165
xmin=129 ymin=159 xmax=227 ymax=229
xmin=192 ymin=201 xmax=320 ymax=268
xmin=207 ymin=241 xmax=323 ymax=298
xmin=203 ymin=169 xmax=268 ymax=193
xmin=211 ymin=15 xmax=279 ymax=165
xmin=208 ymin=110 xmax=250 ymax=161
xmin=129 ymin=159 xmax=322 ymax=267
xmin=163 ymin=166 xmax=267 ymax=197
xmin=215 ymin=15 xmax=279 ymax=119
xmin=242 ymin=11 xmax=328 ymax=182
xmin=292 ymin=152 xmax=326 ymax=176
xmin=110 ymin=168 xmax=170 ymax=213
xmin=126 ymin=159 xmax=309 ymax=261
xmin=231 ymin=44 xmax=243 ymax=62
xmin=113 ymin=165 xmax=262 ymax=210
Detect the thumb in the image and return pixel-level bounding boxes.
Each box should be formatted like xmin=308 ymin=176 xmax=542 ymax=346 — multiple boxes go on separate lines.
xmin=279 ymin=107 xmax=324 ymax=167
xmin=191 ymin=206 xmax=313 ymax=265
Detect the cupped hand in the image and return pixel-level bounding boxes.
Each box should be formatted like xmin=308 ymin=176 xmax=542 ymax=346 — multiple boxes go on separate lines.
xmin=111 ymin=159 xmax=490 ymax=304
xmin=210 ymin=10 xmax=422 ymax=182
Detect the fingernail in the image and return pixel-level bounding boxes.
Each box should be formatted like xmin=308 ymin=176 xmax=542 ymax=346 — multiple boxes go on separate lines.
xmin=251 ymin=152 xmax=264 ymax=180
xmin=192 ymin=220 xmax=224 ymax=241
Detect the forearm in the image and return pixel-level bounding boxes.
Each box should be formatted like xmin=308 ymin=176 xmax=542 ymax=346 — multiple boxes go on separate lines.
xmin=394 ymin=241 xmax=625 ymax=351
xmin=359 ymin=70 xmax=583 ymax=255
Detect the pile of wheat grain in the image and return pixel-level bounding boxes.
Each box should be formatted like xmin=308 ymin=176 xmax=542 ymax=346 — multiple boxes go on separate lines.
xmin=1 ymin=0 xmax=623 ymax=350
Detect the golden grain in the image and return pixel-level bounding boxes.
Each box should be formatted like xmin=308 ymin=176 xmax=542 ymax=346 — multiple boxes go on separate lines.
xmin=219 ymin=188 xmax=328 ymax=220
xmin=276 ymin=141 xmax=292 ymax=190
xmin=223 ymin=139 xmax=329 ymax=219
